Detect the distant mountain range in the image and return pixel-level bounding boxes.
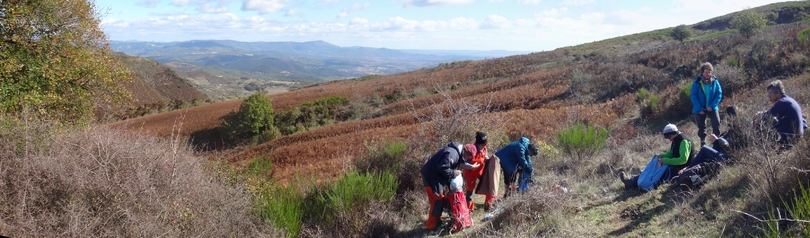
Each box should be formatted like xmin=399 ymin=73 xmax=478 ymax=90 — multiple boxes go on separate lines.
xmin=110 ymin=40 xmax=532 ymax=82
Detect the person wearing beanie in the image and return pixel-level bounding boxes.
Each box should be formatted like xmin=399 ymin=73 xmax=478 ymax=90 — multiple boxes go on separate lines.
xmin=463 ymin=131 xmax=496 ymax=211
xmin=620 ymin=124 xmax=695 ymax=190
xmin=419 ymin=141 xmax=480 ymax=231
xmin=495 ymin=136 xmax=539 ymax=198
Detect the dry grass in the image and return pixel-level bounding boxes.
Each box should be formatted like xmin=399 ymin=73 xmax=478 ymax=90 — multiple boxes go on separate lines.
xmin=0 ymin=115 xmax=276 ymax=237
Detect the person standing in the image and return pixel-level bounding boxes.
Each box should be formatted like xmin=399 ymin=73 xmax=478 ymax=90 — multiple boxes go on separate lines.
xmin=690 ymin=62 xmax=723 ymax=146
xmin=766 ymin=80 xmax=804 ymax=149
xmin=420 ymin=142 xmax=479 ymax=231
xmin=495 ymin=137 xmax=539 ymax=198
xmin=462 ymin=131 xmax=490 ymax=211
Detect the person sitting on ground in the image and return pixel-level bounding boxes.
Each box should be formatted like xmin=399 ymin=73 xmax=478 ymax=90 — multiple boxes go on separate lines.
xmin=691 ymin=62 xmax=723 ymax=146
xmin=765 ymin=80 xmax=804 ymax=150
xmin=494 ymin=137 xmax=539 ymax=197
xmin=419 ymin=142 xmax=480 ymax=231
xmin=620 ymin=124 xmax=695 ymax=190
xmin=681 ymin=133 xmax=731 ymax=169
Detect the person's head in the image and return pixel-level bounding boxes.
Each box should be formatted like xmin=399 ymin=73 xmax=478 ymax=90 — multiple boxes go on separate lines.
xmin=526 ymin=143 xmax=539 ymax=157
xmin=700 ymin=62 xmax=714 ymax=81
xmin=663 ymin=123 xmax=680 ymax=140
xmin=474 ymin=130 xmax=488 ymax=148
xmin=767 ymin=80 xmax=785 ymax=103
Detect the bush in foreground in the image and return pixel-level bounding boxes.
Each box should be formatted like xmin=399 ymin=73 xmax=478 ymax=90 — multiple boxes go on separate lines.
xmin=0 ymin=115 xmax=275 ymax=237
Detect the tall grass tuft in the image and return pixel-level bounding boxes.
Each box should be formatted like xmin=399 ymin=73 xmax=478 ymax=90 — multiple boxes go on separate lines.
xmin=555 ymin=122 xmax=610 ymax=160
xmin=256 ymin=182 xmax=304 ymax=238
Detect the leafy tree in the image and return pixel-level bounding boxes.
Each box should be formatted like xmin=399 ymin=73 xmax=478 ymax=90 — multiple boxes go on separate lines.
xmin=0 ymin=0 xmax=131 ymax=123
xmin=670 ymin=24 xmax=692 ymax=42
xmin=221 ymin=92 xmax=275 ymax=140
xmin=731 ymin=9 xmax=768 ymax=38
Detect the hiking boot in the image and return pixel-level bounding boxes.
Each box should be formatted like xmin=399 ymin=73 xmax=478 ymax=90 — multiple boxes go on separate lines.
xmin=483 ymin=203 xmax=493 ymax=212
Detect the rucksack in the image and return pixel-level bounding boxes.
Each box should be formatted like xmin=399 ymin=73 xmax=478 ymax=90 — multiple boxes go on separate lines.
xmin=637 ymin=156 xmax=670 ymax=191
xmin=675 ymin=162 xmax=723 ymax=190
xmin=446 ymin=192 xmax=472 ymax=233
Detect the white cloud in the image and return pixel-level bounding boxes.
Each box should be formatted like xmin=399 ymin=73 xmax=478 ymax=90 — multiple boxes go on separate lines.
xmin=449 ymin=17 xmax=478 ymax=30
xmin=202 ymin=3 xmax=229 ymax=13
xmin=400 ymin=0 xmax=475 ymax=7
xmin=479 ymin=15 xmax=511 ymax=29
xmin=170 ymin=0 xmax=191 ymax=7
xmin=338 ymin=3 xmax=371 ymax=18
xmin=371 ymin=17 xmax=449 ymax=31
xmin=520 ymin=0 xmax=541 ymax=5
xmin=285 ymin=9 xmax=298 ymax=16
xmin=136 ymin=0 xmax=161 ymax=8
xmin=242 ymin=0 xmax=289 ymax=14
xmin=559 ymin=0 xmax=593 ymax=6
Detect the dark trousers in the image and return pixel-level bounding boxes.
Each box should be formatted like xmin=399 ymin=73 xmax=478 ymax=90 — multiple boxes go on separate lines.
xmin=695 ymin=111 xmax=721 ymax=142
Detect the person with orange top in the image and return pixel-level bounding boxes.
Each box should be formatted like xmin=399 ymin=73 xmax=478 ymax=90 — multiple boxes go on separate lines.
xmin=463 ymin=131 xmax=492 ymax=211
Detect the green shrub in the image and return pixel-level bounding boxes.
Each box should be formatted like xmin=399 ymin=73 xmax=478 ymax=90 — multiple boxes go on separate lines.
xmin=798 ymin=27 xmax=810 ymax=45
xmin=767 ymin=183 xmax=810 ymax=237
xmin=555 ymin=123 xmax=610 ymax=159
xmin=256 ymin=183 xmax=304 ymax=238
xmin=306 ymin=170 xmax=398 ymax=223
xmin=247 ymin=156 xmax=273 ymax=175
xmin=636 ymin=88 xmax=650 ymax=102
xmin=732 ymin=10 xmax=768 ymax=38
xmin=356 ymin=140 xmax=407 ymax=174
xmin=670 ymin=24 xmax=692 ymax=42
xmin=220 ymin=92 xmax=276 ymax=140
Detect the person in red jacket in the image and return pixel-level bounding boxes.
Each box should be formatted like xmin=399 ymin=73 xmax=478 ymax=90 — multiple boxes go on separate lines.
xmin=462 ymin=131 xmax=489 ymax=211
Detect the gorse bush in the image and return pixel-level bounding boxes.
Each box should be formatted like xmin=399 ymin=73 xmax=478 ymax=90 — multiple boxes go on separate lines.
xmin=356 ymin=140 xmax=407 ymax=175
xmin=247 ymin=156 xmax=273 ymax=176
xmin=555 ymin=123 xmax=610 ymax=160
xmin=732 ymin=9 xmax=768 ymax=38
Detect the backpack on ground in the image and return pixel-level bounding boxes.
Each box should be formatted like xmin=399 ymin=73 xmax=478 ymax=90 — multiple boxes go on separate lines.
xmin=675 ymin=162 xmax=723 ymax=190
xmin=446 ymin=191 xmax=472 ymax=233
xmin=637 ymin=156 xmax=670 ymax=191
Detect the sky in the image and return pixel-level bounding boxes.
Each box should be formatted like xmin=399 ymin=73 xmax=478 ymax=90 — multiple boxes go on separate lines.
xmin=96 ymin=0 xmax=796 ymax=52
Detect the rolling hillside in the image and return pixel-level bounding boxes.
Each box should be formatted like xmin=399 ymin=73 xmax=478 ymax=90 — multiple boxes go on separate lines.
xmin=104 ymin=2 xmax=810 ymax=236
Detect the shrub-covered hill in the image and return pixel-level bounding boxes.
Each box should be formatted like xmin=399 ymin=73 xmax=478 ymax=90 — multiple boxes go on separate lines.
xmin=101 ymin=1 xmax=810 ymax=237
xmin=104 ymin=53 xmax=210 ymax=121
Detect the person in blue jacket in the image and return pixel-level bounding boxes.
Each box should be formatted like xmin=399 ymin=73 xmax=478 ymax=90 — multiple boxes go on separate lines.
xmin=690 ymin=62 xmax=723 ymax=146
xmin=495 ymin=137 xmax=539 ymax=198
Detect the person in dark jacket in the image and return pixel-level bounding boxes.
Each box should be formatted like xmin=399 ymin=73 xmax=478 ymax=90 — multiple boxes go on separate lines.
xmin=620 ymin=124 xmax=695 ymax=190
xmin=690 ymin=62 xmax=723 ymax=146
xmin=494 ymin=137 xmax=538 ymax=197
xmin=766 ymin=80 xmax=804 ymax=150
xmin=420 ymin=142 xmax=479 ymax=231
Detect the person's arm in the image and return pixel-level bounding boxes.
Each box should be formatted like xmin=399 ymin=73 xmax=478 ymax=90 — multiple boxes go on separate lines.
xmin=518 ymin=146 xmax=533 ymax=174
xmin=709 ymin=79 xmax=723 ymax=110
xmin=437 ymin=152 xmax=456 ymax=183
xmin=662 ymin=140 xmax=692 ymax=165
xmin=690 ymin=82 xmax=700 ymax=107
xmin=658 ymin=147 xmax=673 ymax=159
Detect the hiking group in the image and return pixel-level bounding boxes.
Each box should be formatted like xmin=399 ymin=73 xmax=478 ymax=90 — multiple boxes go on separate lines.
xmin=420 ymin=131 xmax=539 ymax=233
xmin=419 ymin=62 xmax=807 ymax=233
xmin=619 ymin=63 xmax=806 ymax=192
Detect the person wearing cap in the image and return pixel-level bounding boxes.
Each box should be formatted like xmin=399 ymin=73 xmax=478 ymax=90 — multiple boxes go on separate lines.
xmin=462 ymin=131 xmax=491 ymax=211
xmin=620 ymin=124 xmax=695 ymax=189
xmin=420 ymin=141 xmax=480 ymax=231
xmin=690 ymin=62 xmax=723 ymax=146
xmin=765 ymin=80 xmax=804 ymax=150
xmin=495 ymin=137 xmax=539 ymax=198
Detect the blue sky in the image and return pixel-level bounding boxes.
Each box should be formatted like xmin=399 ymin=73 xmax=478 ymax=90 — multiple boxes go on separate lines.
xmin=97 ymin=0 xmax=793 ymax=51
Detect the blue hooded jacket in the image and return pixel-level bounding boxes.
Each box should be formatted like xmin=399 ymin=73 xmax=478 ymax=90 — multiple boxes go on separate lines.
xmin=495 ymin=137 xmax=533 ymax=175
xmin=690 ymin=75 xmax=723 ymax=114
xmin=420 ymin=142 xmax=463 ymax=196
